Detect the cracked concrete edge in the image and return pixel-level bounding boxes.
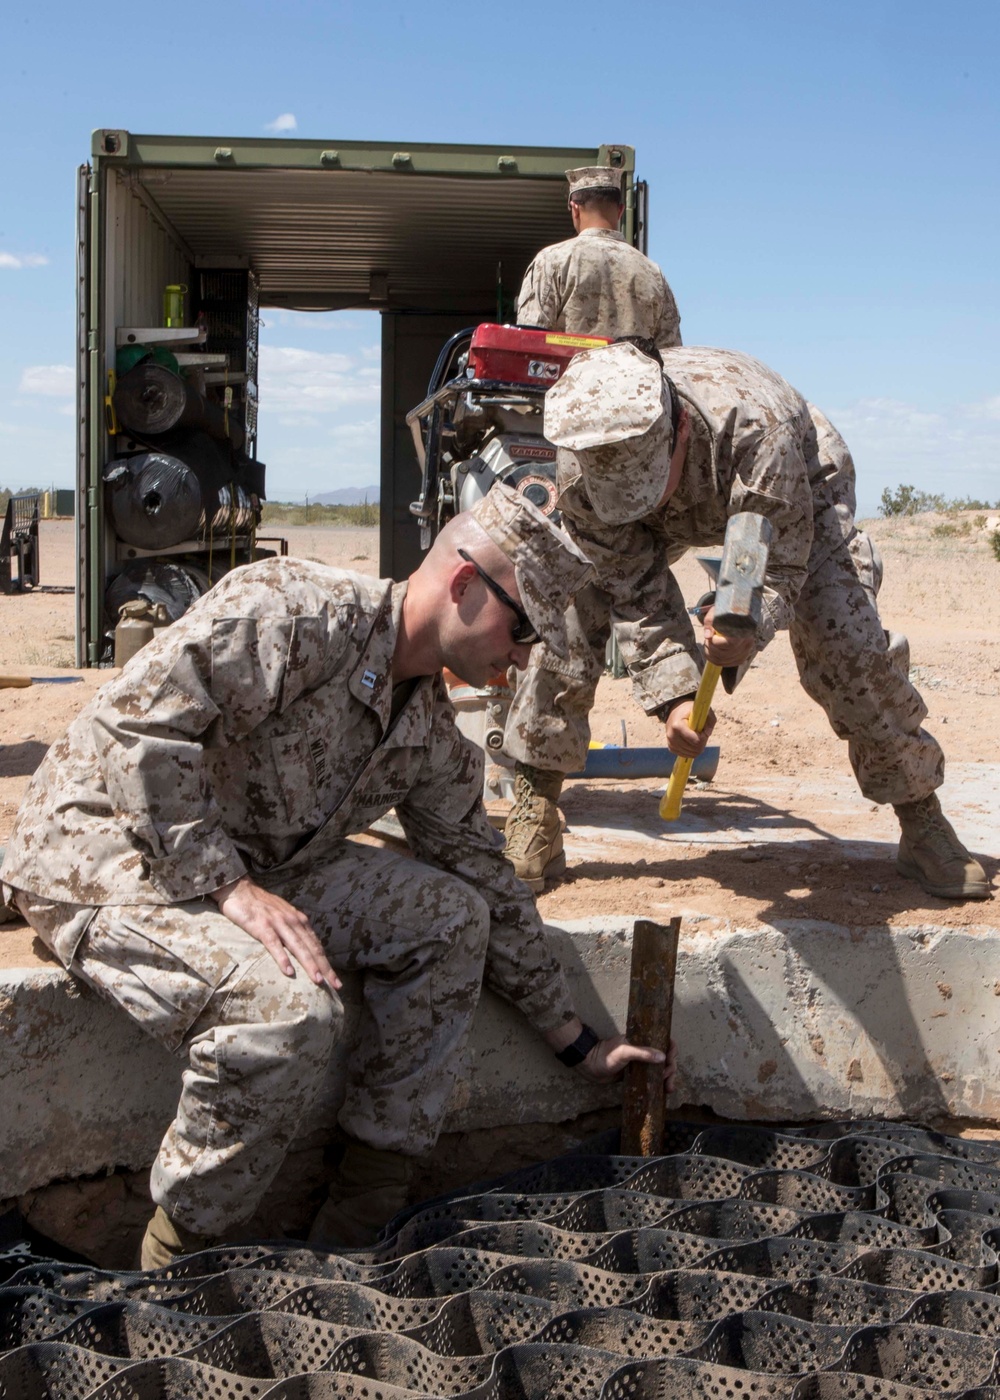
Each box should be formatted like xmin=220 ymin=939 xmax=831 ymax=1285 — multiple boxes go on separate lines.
xmin=543 ymin=916 xmax=1000 ymax=1127
xmin=1 ymin=916 xmax=998 ymax=1198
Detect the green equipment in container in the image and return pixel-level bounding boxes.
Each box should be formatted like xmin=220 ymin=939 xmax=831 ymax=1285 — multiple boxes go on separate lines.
xmin=116 ymin=344 xmax=182 ymax=377
xmin=117 ymin=343 xmax=152 ymax=376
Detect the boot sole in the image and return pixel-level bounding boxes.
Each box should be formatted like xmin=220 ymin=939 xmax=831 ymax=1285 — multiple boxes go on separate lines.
xmin=517 ymin=849 xmax=567 ymax=895
xmin=896 ymin=854 xmax=991 ymax=900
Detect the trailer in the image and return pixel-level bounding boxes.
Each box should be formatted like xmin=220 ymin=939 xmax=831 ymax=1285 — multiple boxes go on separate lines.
xmin=76 ymin=131 xmax=648 ymax=665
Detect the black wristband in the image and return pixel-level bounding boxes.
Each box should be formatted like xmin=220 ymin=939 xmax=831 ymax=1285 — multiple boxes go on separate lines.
xmin=555 ymin=1023 xmax=600 ymax=1067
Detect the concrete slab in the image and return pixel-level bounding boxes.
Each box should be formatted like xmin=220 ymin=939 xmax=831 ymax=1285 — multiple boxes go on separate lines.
xmin=565 ymin=761 xmax=999 ymax=859
xmin=0 ymin=926 xmax=622 ymax=1200
xmin=3 ymin=907 xmax=1000 ymax=1200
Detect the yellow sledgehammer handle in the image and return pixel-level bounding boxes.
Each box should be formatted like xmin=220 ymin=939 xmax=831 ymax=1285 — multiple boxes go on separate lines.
xmin=659 ymin=661 xmax=723 ymax=821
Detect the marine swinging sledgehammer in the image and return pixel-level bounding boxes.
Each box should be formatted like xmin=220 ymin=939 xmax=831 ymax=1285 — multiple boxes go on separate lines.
xmin=660 ymin=511 xmax=772 ymax=821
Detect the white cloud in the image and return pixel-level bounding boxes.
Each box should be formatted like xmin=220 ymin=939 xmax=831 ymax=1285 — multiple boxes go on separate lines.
xmin=969 ymin=394 xmax=1000 ymax=422
xmin=327 ymin=417 xmax=380 ymax=449
xmin=264 ymin=112 xmax=297 ymax=133
xmin=255 ymin=410 xmax=381 ymax=498
xmin=0 ymin=252 xmax=49 ymax=269
xmin=18 ymin=364 xmax=75 ymax=397
xmin=830 ymin=393 xmax=1000 ymax=514
xmin=277 ymin=413 xmax=323 ymax=429
xmin=263 ymin=310 xmax=339 ymax=333
xmin=259 ymin=345 xmax=379 ymax=413
xmin=834 ymin=397 xmax=946 ymax=438
xmin=0 ymin=415 xmax=75 ymax=487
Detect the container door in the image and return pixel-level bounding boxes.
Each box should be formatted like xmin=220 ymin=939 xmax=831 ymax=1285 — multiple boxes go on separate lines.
xmin=633 ymin=178 xmax=649 ymax=254
xmin=75 ymin=163 xmax=92 ymax=667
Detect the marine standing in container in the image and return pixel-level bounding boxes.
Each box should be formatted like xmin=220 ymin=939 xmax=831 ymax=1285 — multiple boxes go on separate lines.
xmin=516 ymin=165 xmax=682 ymax=348
xmin=507 ymin=166 xmax=686 ymax=873
xmin=503 ymin=341 xmax=990 ymax=904
xmin=1 ymin=484 xmax=675 ymax=1266
xmin=507 ymin=165 xmax=685 ymax=880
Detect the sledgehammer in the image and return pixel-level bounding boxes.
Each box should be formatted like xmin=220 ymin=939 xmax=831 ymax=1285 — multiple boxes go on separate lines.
xmin=659 ymin=511 xmax=772 ymax=821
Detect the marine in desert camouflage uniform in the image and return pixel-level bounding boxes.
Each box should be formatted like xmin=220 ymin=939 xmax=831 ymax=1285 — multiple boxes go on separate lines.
xmin=503 ymin=342 xmax=990 ymax=903
xmin=1 ymin=483 xmax=676 ymax=1267
xmin=516 ymin=165 xmax=682 ymax=349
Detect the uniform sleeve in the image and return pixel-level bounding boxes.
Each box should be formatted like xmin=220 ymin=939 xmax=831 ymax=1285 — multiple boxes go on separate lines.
xmin=515 ymin=250 xmax=562 ymax=329
xmin=90 ymin=577 xmax=352 ymax=903
xmin=558 ymin=415 xmax=816 ymax=706
xmin=396 ymin=688 xmax=575 ymax=1034
xmin=729 ymin=419 xmax=815 ymax=644
xmin=654 ymin=273 xmax=683 ymax=348
xmin=558 ymin=486 xmax=703 ymax=710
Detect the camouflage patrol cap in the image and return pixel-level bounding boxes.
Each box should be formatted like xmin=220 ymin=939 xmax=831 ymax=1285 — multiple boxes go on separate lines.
xmin=470 ymin=481 xmax=594 ymax=658
xmin=565 ymin=165 xmax=624 ymax=200
xmin=544 ymin=341 xmax=674 ymax=525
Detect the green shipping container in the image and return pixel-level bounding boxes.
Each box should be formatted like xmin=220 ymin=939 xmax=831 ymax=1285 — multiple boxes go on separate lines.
xmin=77 ymin=131 xmax=647 ymax=665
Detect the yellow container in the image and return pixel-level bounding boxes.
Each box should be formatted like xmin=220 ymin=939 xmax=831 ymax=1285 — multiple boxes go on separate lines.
xmin=163 ymin=283 xmax=188 ymax=328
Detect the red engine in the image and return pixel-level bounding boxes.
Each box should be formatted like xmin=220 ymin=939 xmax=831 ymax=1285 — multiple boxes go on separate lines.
xmin=407 ymin=322 xmax=614 ymax=553
xmin=467 ymin=324 xmax=610 ymax=386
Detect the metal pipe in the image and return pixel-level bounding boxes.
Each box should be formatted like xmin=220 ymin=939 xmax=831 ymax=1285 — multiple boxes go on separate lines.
xmin=569 ymin=745 xmax=719 ymax=782
xmin=622 ymin=917 xmax=680 ymax=1157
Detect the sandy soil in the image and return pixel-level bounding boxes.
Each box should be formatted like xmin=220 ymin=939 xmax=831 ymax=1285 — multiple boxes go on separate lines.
xmin=1 ymin=515 xmax=997 ymax=946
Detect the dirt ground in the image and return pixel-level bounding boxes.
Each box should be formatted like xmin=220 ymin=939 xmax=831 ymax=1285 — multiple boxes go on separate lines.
xmin=1 ymin=515 xmax=997 ymax=951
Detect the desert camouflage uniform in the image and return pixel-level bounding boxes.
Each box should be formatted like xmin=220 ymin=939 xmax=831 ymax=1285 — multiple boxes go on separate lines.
xmin=505 ymin=347 xmax=944 ymax=806
xmin=2 ymin=559 xmax=574 ymax=1235
xmin=516 ymin=229 xmax=682 ymax=348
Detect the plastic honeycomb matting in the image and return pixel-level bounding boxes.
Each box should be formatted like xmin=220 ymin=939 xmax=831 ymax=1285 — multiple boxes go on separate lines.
xmin=4 ymin=1120 xmax=1000 ymax=1398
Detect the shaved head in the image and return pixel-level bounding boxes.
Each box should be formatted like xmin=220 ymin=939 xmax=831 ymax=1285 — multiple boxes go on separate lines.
xmin=425 ymin=511 xmax=517 ymax=589
xmin=395 ymin=505 xmax=535 ymax=685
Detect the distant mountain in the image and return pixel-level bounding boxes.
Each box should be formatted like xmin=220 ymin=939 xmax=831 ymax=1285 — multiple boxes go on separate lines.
xmin=309 ymin=486 xmax=379 ymax=505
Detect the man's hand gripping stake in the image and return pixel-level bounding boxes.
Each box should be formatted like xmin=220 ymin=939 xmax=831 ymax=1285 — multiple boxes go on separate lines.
xmin=660 ymin=512 xmax=773 ymax=821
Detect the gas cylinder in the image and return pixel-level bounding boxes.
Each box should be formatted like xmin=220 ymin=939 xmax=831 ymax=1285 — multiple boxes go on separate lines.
xmin=114 ymin=599 xmax=168 ymax=667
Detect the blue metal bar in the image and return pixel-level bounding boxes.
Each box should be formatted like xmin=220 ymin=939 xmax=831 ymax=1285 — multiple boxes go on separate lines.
xmin=569 ymin=746 xmax=719 ymax=781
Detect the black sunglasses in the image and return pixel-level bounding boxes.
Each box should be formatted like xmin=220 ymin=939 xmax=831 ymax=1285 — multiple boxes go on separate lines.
xmin=457 ymin=549 xmax=540 ymax=645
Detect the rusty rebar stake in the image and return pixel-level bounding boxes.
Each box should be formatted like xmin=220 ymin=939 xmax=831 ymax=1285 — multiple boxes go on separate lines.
xmin=621 ymin=916 xmax=680 ymax=1157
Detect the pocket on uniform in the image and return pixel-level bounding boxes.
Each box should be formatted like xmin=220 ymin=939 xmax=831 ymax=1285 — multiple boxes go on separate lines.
xmin=270 ymin=730 xmax=324 ymax=829
xmin=75 ymin=904 xmax=238 ymax=1053
xmin=848 ymin=528 xmax=883 ymax=599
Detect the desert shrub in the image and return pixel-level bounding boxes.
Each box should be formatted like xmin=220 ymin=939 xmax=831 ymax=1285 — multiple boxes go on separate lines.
xmin=879 ymin=485 xmax=945 ymax=517
xmin=879 ymin=485 xmax=999 ymax=518
xmin=991 ymin=531 xmax=1000 ymax=563
xmin=260 ymin=500 xmax=379 ymax=528
xmin=932 ymin=521 xmax=971 ymax=539
xmin=950 ymin=495 xmax=996 ymax=511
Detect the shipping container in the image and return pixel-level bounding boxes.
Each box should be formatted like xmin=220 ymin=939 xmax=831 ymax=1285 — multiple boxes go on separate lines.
xmin=77 ymin=132 xmax=646 ymax=665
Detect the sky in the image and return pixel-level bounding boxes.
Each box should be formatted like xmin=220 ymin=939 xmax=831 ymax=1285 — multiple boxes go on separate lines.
xmin=1 ymin=0 xmax=997 ymax=518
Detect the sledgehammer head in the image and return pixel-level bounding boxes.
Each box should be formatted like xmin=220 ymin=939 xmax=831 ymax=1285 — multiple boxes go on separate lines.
xmin=713 ymin=513 xmax=773 ymax=635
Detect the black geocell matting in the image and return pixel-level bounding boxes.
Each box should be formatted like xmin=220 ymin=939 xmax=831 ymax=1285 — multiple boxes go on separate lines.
xmin=5 ymin=1123 xmax=1000 ymax=1398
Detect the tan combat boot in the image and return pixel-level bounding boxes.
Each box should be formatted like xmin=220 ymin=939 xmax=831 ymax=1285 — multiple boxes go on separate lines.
xmin=307 ymin=1139 xmax=415 ymax=1250
xmin=139 ymin=1206 xmax=214 ymax=1270
xmin=503 ymin=763 xmax=566 ymax=893
xmin=894 ymin=793 xmax=990 ymax=900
